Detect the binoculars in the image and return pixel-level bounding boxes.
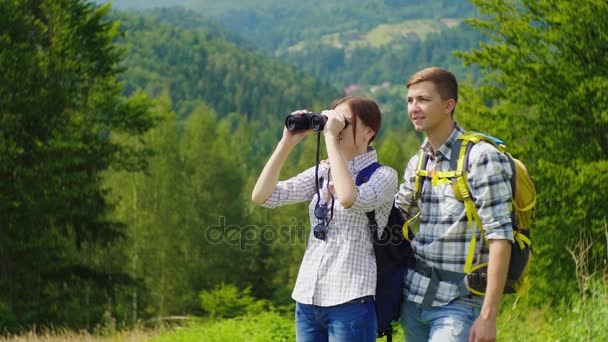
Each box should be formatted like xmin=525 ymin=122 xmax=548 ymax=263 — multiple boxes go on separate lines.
xmin=285 ymin=112 xmax=349 ymax=132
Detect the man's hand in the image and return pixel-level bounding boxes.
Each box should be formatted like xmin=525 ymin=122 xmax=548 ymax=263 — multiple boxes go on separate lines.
xmin=469 ymin=314 xmax=496 ymax=342
xmin=469 ymin=239 xmax=511 ymax=342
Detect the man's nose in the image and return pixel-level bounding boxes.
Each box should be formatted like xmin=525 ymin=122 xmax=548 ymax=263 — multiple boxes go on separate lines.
xmin=408 ymin=101 xmax=419 ymax=113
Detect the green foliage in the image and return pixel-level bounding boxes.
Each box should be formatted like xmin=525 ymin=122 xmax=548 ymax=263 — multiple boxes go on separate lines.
xmin=457 ymin=0 xmax=608 ymax=301
xmin=112 ymin=10 xmax=340 ymax=123
xmin=152 ymin=312 xmax=295 ymax=342
xmin=156 ymin=284 xmax=608 ymax=341
xmin=279 ymin=23 xmax=485 ymax=88
xmin=0 ymin=301 xmax=17 ymax=333
xmin=186 ymin=0 xmax=476 ymax=51
xmin=199 ymin=284 xmax=271 ymax=319
xmin=9 ymin=0 xmax=608 ymax=335
xmin=497 ymin=277 xmax=608 ymax=341
xmin=0 ymin=0 xmax=156 ymax=330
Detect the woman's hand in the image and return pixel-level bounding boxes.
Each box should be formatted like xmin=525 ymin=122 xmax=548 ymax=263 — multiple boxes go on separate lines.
xmin=321 ymin=109 xmax=348 ymax=139
xmin=253 ymin=109 xmax=311 ymax=205
xmin=282 ymin=110 xmax=313 ymax=146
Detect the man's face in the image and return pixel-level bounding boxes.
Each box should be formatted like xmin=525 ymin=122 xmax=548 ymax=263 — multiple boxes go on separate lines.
xmin=406 ymin=81 xmax=453 ymax=134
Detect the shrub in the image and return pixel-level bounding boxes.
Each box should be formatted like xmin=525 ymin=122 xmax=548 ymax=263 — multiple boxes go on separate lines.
xmin=199 ymin=284 xmax=271 ymax=318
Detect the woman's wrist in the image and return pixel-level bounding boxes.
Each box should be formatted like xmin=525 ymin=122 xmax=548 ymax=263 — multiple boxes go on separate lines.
xmin=278 ymin=138 xmax=297 ymax=150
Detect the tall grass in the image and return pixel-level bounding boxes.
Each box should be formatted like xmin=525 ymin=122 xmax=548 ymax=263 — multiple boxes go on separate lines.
xmin=0 ymin=327 xmax=157 ymax=342
xmin=152 ymin=287 xmax=607 ymax=342
xmin=3 ymin=290 xmax=606 ymax=342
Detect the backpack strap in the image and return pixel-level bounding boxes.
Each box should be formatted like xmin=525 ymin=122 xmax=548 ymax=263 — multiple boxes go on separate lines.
xmin=356 ymin=162 xmax=383 ymax=186
xmin=413 ymin=151 xmax=429 ymax=200
xmin=356 ymin=162 xmax=384 ymax=235
xmin=402 ymin=151 xmax=430 ymax=240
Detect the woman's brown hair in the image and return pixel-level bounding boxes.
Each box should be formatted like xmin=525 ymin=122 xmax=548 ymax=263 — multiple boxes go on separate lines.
xmin=331 ymin=96 xmax=381 ymax=146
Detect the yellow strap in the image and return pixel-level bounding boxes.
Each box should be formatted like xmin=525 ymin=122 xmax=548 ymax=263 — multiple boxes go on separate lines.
xmin=402 ymin=212 xmax=419 ymax=242
xmin=414 ymin=151 xmax=427 ymax=200
xmin=458 ymin=132 xmax=506 ymax=153
xmin=430 ymin=170 xmax=460 ymax=178
xmin=464 ymin=198 xmax=476 ymax=230
xmin=514 ymin=231 xmax=532 ymax=250
xmin=464 ymin=234 xmax=476 ymax=274
xmin=514 ymin=197 xmax=536 ymax=212
xmin=431 ymin=173 xmax=452 ymax=186
xmin=456 ymin=139 xmax=469 ymax=171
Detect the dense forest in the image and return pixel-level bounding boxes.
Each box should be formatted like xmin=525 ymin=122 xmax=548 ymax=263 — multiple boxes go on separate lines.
xmin=102 ymin=0 xmax=477 ymax=51
xmin=1 ymin=0 xmax=607 ymax=338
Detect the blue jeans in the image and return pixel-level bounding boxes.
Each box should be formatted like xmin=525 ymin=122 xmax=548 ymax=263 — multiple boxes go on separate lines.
xmin=295 ymin=297 xmax=377 ymax=342
xmin=400 ymin=298 xmax=481 ymax=342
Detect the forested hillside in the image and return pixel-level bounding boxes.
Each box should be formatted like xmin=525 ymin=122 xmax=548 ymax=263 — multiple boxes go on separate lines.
xmin=113 ymin=10 xmax=340 ymax=121
xmin=186 ymin=0 xmax=476 ymax=51
xmin=104 ymin=1 xmax=482 ymax=87
xmin=104 ymin=0 xmax=476 ymax=51
xmin=3 ymin=0 xmax=607 ymax=339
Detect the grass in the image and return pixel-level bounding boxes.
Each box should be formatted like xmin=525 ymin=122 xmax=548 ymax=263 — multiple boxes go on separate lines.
xmin=283 ymin=18 xmax=463 ymax=53
xmin=359 ymin=20 xmax=443 ymax=47
xmin=150 ymin=312 xmax=294 ymax=342
xmin=4 ymin=283 xmax=606 ymax=341
xmin=149 ymin=286 xmax=608 ymax=342
xmin=0 ymin=327 xmax=157 ymax=342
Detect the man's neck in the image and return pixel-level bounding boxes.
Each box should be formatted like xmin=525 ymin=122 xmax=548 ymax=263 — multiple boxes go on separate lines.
xmin=426 ymin=121 xmax=456 ymax=153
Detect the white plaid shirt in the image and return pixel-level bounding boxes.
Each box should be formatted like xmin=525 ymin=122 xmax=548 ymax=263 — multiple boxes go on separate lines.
xmin=262 ymin=148 xmax=398 ymax=306
xmin=395 ymin=124 xmax=514 ymax=306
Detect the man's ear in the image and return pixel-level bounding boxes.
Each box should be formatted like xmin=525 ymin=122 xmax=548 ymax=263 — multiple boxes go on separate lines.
xmin=444 ymin=99 xmax=456 ymax=114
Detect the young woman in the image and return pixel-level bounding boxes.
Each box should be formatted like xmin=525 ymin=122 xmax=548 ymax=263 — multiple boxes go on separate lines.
xmin=252 ymin=97 xmax=398 ymax=342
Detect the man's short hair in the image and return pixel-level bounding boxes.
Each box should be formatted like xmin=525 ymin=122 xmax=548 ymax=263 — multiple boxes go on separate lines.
xmin=406 ymin=67 xmax=458 ymax=103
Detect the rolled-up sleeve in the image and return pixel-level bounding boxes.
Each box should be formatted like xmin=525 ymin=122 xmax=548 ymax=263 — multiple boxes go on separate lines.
xmin=346 ymin=166 xmax=398 ymax=213
xmin=395 ymin=154 xmax=421 ymax=220
xmin=261 ymin=165 xmax=322 ymax=208
xmin=467 ymin=143 xmax=514 ymax=242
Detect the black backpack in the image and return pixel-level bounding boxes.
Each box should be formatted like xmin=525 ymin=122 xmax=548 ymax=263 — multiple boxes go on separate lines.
xmin=356 ymin=162 xmax=414 ymax=342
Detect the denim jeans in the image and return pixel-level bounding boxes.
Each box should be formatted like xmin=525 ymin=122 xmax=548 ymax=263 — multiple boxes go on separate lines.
xmin=295 ymin=296 xmax=377 ymax=342
xmin=400 ymin=298 xmax=481 ymax=342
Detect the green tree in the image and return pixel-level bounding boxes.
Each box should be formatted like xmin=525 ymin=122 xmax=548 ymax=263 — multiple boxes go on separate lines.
xmin=0 ymin=0 xmax=156 ymax=329
xmin=457 ymin=0 xmax=608 ymax=301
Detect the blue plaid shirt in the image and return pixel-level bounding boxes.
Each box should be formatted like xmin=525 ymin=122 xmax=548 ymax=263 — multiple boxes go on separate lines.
xmin=395 ymin=124 xmax=514 ymax=306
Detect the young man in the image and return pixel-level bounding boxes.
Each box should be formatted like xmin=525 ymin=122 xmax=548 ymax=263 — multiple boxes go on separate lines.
xmin=395 ymin=67 xmax=513 ymax=342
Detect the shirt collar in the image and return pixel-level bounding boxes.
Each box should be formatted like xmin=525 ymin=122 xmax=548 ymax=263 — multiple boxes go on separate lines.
xmin=348 ymin=147 xmax=378 ymax=174
xmin=420 ymin=123 xmax=466 ymax=161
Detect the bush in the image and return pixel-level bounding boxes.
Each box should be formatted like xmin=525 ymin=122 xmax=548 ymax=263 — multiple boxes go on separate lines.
xmin=0 ymin=301 xmax=17 ymax=333
xmin=199 ymin=284 xmax=271 ymax=318
xmin=152 ymin=311 xmax=295 ymax=342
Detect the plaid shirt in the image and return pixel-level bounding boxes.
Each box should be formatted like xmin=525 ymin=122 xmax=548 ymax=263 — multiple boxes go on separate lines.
xmin=262 ymin=148 xmax=398 ymax=306
xmin=395 ymin=124 xmax=514 ymax=306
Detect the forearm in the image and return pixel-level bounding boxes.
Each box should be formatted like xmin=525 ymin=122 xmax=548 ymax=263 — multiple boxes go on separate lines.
xmin=325 ymin=137 xmax=357 ymax=208
xmin=480 ymin=239 xmax=511 ymax=320
xmin=251 ymin=140 xmax=294 ymax=204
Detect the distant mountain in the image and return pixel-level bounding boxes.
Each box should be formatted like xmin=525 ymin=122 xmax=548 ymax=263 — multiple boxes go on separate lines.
xmin=97 ymin=0 xmax=189 ymax=10
xmin=101 ymin=0 xmax=476 ymax=50
xmin=186 ymin=0 xmax=477 ymax=51
xmin=112 ymin=10 xmax=341 ymax=121
xmin=117 ymin=7 xmax=254 ymax=49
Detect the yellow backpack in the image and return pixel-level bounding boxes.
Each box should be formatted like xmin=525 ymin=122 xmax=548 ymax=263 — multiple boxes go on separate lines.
xmin=406 ymin=132 xmax=536 ymax=297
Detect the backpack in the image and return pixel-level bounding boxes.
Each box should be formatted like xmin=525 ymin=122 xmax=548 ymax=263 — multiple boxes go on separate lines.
xmin=409 ymin=131 xmax=536 ymax=297
xmin=356 ymin=162 xmax=414 ymax=342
